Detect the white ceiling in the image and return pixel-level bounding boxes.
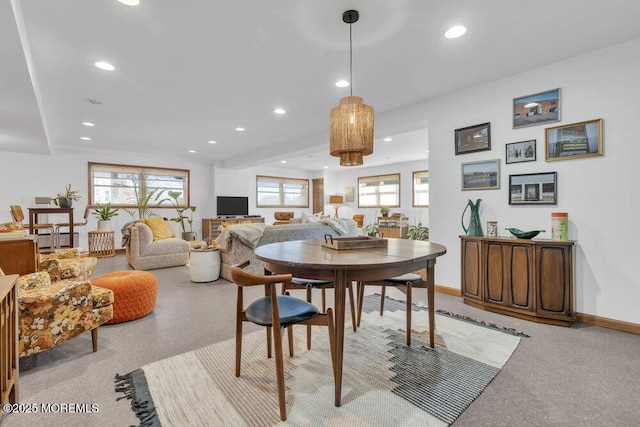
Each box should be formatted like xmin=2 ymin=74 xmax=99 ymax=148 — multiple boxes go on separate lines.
xmin=2 ymin=0 xmax=640 ymax=171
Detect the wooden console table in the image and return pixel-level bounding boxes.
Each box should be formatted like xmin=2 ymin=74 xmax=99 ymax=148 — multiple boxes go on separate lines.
xmin=201 ymin=217 xmax=265 ymax=241
xmin=0 ymin=236 xmax=39 ymax=276
xmin=460 ymin=235 xmax=575 ymax=326
xmin=28 ymin=207 xmax=74 ymax=248
xmin=0 ymin=274 xmax=19 ymax=415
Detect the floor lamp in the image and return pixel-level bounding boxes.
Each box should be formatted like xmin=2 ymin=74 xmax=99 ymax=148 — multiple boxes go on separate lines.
xmin=329 ymin=195 xmax=344 ymax=218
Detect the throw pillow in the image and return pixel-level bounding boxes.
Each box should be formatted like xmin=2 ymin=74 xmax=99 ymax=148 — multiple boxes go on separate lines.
xmin=143 ymin=217 xmax=174 ymax=241
xmin=289 ymin=217 xmax=302 ymax=224
xmin=301 ymin=212 xmax=319 ymax=224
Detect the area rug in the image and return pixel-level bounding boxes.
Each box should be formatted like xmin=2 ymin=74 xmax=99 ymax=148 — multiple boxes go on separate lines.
xmin=115 ymin=295 xmax=527 ymax=426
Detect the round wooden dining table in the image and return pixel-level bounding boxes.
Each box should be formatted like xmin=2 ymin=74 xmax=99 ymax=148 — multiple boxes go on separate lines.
xmin=254 ymin=237 xmax=447 ymax=407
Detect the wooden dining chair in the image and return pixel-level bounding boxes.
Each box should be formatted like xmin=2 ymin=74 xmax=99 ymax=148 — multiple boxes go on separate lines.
xmin=9 ymin=205 xmax=56 ymax=239
xmin=232 ymin=260 xmax=336 ymax=421
xmin=281 ymin=277 xmax=357 ymax=350
xmin=356 ymin=269 xmax=435 ymax=348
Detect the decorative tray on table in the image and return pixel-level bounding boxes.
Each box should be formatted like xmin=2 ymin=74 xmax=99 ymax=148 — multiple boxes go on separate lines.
xmin=321 ymin=234 xmax=388 ymax=250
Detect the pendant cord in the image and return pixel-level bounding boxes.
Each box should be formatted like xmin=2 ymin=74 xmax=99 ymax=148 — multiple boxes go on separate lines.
xmin=349 ymin=23 xmax=353 ymax=96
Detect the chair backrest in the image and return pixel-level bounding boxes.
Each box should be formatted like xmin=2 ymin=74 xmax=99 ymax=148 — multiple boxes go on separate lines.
xmin=231 ymin=261 xmax=292 ymax=288
xmin=274 ymin=212 xmax=294 ymax=221
xmin=352 ymin=214 xmax=364 ymax=227
xmin=9 ymin=205 xmax=24 ymax=223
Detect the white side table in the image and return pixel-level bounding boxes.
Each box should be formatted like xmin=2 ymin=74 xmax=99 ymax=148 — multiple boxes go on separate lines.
xmin=189 ymin=249 xmax=220 ymax=282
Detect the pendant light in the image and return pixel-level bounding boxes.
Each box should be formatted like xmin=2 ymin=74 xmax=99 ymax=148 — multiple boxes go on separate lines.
xmin=330 ymin=10 xmax=374 ymax=167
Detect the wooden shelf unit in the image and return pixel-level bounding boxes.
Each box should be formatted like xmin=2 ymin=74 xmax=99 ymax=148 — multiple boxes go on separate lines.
xmin=0 ymin=236 xmax=39 ymax=276
xmin=202 ymin=217 xmax=265 ymax=241
xmin=377 ymin=216 xmax=409 ymax=239
xmin=460 ymin=235 xmax=575 ymax=326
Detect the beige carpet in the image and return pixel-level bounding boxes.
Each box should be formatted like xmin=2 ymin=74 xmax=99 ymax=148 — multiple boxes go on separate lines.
xmin=116 ymin=295 xmax=524 ymax=426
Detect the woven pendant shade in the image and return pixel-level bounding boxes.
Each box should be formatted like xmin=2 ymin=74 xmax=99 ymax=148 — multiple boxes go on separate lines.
xmin=330 ymin=96 xmax=374 ymax=166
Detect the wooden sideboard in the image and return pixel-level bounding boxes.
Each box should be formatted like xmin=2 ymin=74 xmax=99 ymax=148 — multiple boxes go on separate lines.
xmin=0 ymin=236 xmax=39 ymax=276
xmin=0 ymin=274 xmax=19 ymax=415
xmin=460 ymin=235 xmax=575 ymax=326
xmin=202 ymin=217 xmax=265 ymax=241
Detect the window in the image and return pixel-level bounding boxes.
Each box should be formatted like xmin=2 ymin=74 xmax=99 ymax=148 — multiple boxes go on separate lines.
xmin=256 ymin=175 xmax=309 ymax=208
xmin=88 ymin=162 xmax=190 ymax=208
xmin=357 ymin=173 xmax=400 ymax=208
xmin=413 ymin=170 xmax=429 ymax=207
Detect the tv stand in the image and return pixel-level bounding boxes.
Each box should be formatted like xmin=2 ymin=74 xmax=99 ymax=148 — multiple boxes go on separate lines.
xmin=202 ymin=216 xmax=265 ymax=241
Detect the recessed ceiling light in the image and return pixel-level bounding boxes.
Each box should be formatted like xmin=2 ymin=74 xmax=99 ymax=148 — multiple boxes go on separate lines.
xmin=335 ymin=80 xmax=350 ymax=88
xmin=188 ymin=150 xmax=196 ymax=153
xmin=235 ymin=127 xmax=246 ymax=132
xmin=280 ymin=160 xmax=287 ymax=164
xmin=383 ymin=137 xmax=392 ymax=142
xmin=208 ymin=140 xmax=217 ymax=144
xmin=87 ymin=99 xmax=102 ymax=105
xmin=323 ymin=166 xmax=329 ymax=169
xmin=82 ymin=122 xmax=95 ymax=127
xmin=80 ymin=137 xmax=91 ymax=141
xmin=94 ymin=61 xmax=115 ymax=71
xmin=274 ymin=108 xmax=286 ymax=115
xmin=117 ymin=0 xmax=140 ymax=5
xmin=445 ymin=25 xmax=467 ymax=39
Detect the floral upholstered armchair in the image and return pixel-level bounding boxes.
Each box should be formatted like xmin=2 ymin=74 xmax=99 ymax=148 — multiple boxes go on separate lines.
xmin=38 ymin=248 xmax=97 ymax=282
xmin=16 ymin=271 xmax=113 ymax=357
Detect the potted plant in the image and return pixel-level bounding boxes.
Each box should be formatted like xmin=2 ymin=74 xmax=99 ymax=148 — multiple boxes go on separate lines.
xmin=53 ymin=184 xmax=81 ymax=208
xmin=380 ymin=206 xmax=390 ymax=217
xmin=92 ymin=203 xmax=119 ymax=231
xmin=407 ymin=222 xmax=429 ymax=240
xmin=121 ymin=173 xmax=168 ymax=219
xmin=168 ymin=191 xmax=197 ymax=240
xmin=362 ymin=223 xmax=379 ymax=237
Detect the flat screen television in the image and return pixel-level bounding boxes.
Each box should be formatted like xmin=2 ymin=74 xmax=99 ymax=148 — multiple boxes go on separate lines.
xmin=217 ymin=196 xmax=249 ymax=217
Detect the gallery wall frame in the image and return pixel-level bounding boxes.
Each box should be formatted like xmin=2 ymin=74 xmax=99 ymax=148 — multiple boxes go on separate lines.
xmin=455 ymin=122 xmax=491 ymax=155
xmin=506 ymin=139 xmax=536 ymax=164
xmin=508 ymin=172 xmax=557 ymax=205
xmin=513 ymin=88 xmax=561 ymax=129
xmin=545 ymin=118 xmax=603 ymax=161
xmin=461 ymin=159 xmax=500 ymax=191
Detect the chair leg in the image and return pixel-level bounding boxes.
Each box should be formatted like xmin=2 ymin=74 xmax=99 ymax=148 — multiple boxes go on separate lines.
xmin=356 ymin=282 xmax=364 ymax=327
xmin=321 ymin=289 xmax=326 ymax=312
xmin=406 ymin=284 xmax=412 ymax=346
xmin=272 ymin=325 xmax=287 ymax=421
xmin=325 ymin=308 xmax=337 ymax=381
xmin=91 ymin=328 xmax=98 ymax=352
xmin=287 ymin=326 xmax=294 ymax=357
xmin=347 ymin=282 xmax=357 ymax=332
xmin=266 ymin=327 xmax=272 ymax=358
xmin=380 ymin=286 xmax=386 ymax=315
xmin=306 ymin=285 xmax=312 ymax=350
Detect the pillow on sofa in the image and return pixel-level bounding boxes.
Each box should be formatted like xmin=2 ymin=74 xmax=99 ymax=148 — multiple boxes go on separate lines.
xmin=289 ymin=217 xmax=302 ymax=224
xmin=302 ymin=212 xmax=320 ymax=224
xmin=143 ymin=217 xmax=175 ymax=241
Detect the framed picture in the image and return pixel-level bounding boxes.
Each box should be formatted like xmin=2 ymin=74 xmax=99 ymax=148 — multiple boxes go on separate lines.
xmin=506 ymin=139 xmax=536 ymax=164
xmin=513 ymin=88 xmax=561 ymax=129
xmin=461 ymin=159 xmax=500 ymax=191
xmin=455 ymin=122 xmax=491 ymax=155
xmin=344 ymin=186 xmax=354 ymax=202
xmin=509 ymin=172 xmax=557 ymax=205
xmin=545 ymin=118 xmax=603 ymax=161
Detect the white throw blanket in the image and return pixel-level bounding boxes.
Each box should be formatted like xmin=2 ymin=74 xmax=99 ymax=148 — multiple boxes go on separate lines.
xmin=215 ymin=222 xmax=266 ymax=251
xmin=320 ymin=218 xmax=349 ymax=235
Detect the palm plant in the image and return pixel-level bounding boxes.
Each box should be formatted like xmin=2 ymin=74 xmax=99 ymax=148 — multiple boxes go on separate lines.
xmin=167 ymin=191 xmax=196 ymax=232
xmin=121 ymin=173 xmax=169 ymax=219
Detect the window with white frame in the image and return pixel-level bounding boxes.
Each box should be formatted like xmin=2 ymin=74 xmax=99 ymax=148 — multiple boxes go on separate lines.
xmin=256 ymin=175 xmax=309 ymax=208
xmin=413 ymin=170 xmax=429 ymax=207
xmin=357 ymin=173 xmax=401 ymax=208
xmin=88 ymin=162 xmax=190 ymax=208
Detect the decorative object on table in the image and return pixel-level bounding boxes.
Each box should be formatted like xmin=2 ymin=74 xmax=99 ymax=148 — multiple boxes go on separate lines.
xmin=508 ymin=172 xmax=557 ymax=205
xmin=455 ymin=122 xmax=491 ymax=155
xmin=461 ymin=159 xmax=500 ymax=191
xmin=506 ymin=139 xmax=537 ymax=164
xmin=513 ymin=88 xmax=561 ymax=129
xmin=362 ymin=222 xmax=379 ymax=237
xmin=92 ymin=203 xmax=119 ymax=231
xmin=329 ymin=195 xmax=344 ymax=218
xmin=551 ymin=212 xmax=569 ymax=241
xmin=505 ymin=228 xmax=545 ymax=239
xmin=52 ymin=184 xmax=81 ymax=207
xmin=461 ymin=199 xmax=483 ymax=236
xmin=322 ymin=234 xmax=387 ymax=250
xmin=379 ymin=206 xmax=390 ymax=217
xmin=545 ymin=118 xmax=603 ymax=161
xmin=329 ymin=9 xmax=374 ymax=167
xmin=407 ymin=222 xmax=429 ymax=240
xmin=486 ymin=221 xmax=498 ymax=237
xmin=167 ymin=190 xmax=197 ymax=240
xmin=344 ymin=186 xmax=355 ymax=202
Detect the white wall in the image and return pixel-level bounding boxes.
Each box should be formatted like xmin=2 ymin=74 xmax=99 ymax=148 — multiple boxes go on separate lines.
xmin=0 ymin=151 xmax=212 ymax=248
xmin=324 ymin=159 xmax=429 ymax=228
xmin=427 ymin=38 xmax=640 ymax=324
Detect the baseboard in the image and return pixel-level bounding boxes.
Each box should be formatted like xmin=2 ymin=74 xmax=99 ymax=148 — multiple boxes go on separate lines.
xmin=115 ymin=248 xmax=126 ymax=254
xmin=575 ymin=312 xmax=640 ymax=335
xmin=435 ymin=285 xmax=461 ymax=296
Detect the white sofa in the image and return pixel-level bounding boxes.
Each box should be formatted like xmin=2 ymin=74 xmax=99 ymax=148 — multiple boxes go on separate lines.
xmin=126 ymin=220 xmax=191 ymax=270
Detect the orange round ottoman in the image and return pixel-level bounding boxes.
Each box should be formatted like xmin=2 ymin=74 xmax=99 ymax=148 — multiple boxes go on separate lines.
xmin=92 ymin=271 xmax=158 ymax=324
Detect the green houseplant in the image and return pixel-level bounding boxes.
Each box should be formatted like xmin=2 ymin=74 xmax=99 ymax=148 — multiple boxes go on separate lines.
xmin=92 ymin=203 xmax=119 ymax=231
xmin=407 ymin=222 xmax=429 ymax=240
xmin=53 ymin=184 xmax=81 ymax=207
xmin=121 ymin=172 xmax=169 ymax=219
xmin=167 ymin=190 xmax=197 ymax=240
xmin=362 ymin=223 xmax=379 ymax=237
xmin=379 ymin=206 xmax=390 ymax=217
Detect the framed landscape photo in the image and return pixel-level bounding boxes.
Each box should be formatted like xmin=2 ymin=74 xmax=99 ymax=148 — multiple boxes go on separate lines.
xmin=455 ymin=122 xmax=491 ymax=155
xmin=461 ymin=159 xmax=500 ymax=191
xmin=545 ymin=118 xmax=603 ymax=161
xmin=513 ymin=88 xmax=561 ymax=129
xmin=506 ymin=139 xmax=536 ymax=164
xmin=509 ymin=172 xmax=557 ymax=205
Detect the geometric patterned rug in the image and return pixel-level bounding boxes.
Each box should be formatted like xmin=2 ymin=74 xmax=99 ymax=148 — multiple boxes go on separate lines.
xmin=116 ymin=295 xmax=525 ymax=426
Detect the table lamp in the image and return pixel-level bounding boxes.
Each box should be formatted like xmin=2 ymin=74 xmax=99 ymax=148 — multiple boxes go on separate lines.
xmin=329 ymin=195 xmax=344 ymax=218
